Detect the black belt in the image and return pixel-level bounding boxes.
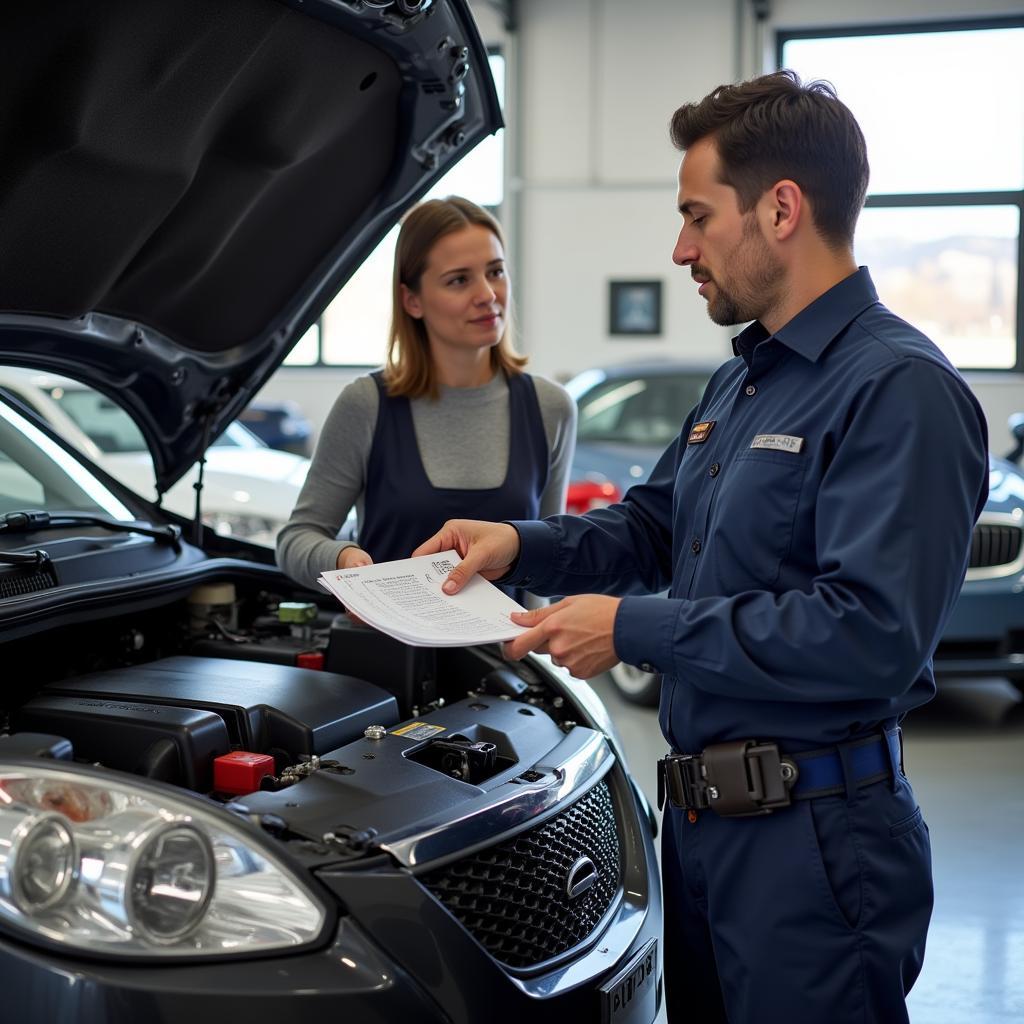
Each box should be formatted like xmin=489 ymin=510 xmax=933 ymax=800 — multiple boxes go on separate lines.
xmin=657 ymin=729 xmax=901 ymax=818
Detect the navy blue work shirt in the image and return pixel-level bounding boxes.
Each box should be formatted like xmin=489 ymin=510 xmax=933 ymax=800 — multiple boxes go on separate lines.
xmin=507 ymin=268 xmax=990 ymax=751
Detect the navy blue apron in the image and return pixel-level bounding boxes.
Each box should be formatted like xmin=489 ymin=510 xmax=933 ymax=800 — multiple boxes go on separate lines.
xmin=359 ymin=371 xmax=549 ymax=604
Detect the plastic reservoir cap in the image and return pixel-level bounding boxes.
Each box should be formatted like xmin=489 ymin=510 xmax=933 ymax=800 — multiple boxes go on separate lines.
xmin=187 ymin=582 xmax=237 ymax=606
xmin=214 ymin=751 xmax=275 ymax=795
xmin=279 ymin=602 xmax=317 ymax=624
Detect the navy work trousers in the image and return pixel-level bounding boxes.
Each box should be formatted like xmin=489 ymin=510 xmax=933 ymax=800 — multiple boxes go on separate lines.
xmin=662 ymin=758 xmax=933 ymax=1022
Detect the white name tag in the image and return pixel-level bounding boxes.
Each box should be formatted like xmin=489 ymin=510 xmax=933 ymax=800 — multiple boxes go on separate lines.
xmin=750 ymin=433 xmax=805 ymax=453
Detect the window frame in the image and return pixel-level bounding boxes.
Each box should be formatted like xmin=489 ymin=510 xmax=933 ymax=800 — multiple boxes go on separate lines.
xmin=777 ymin=16 xmax=1024 ymax=372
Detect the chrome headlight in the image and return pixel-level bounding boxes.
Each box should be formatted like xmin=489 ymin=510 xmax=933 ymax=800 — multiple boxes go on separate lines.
xmin=0 ymin=766 xmax=327 ymax=957
xmin=0 ymin=810 xmax=77 ymax=914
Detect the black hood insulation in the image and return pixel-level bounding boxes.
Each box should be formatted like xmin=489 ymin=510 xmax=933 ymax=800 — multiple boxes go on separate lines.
xmin=0 ymin=0 xmax=401 ymax=351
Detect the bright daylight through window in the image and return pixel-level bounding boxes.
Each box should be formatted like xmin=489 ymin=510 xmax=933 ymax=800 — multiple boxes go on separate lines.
xmin=781 ymin=21 xmax=1024 ymax=370
xmin=286 ymin=53 xmax=506 ymax=367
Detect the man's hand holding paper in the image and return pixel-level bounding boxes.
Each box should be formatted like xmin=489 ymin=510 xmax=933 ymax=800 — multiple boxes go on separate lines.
xmin=412 ymin=520 xmax=522 ymax=594
xmin=413 ymin=519 xmax=622 ymax=679
xmin=504 ymin=595 xmax=622 ymax=679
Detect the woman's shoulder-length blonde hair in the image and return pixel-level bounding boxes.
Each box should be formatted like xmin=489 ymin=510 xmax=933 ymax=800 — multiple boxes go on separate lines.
xmin=383 ymin=195 xmax=527 ymax=400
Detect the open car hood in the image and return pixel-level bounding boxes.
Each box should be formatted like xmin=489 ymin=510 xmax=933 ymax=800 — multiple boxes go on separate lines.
xmin=0 ymin=0 xmax=501 ymax=493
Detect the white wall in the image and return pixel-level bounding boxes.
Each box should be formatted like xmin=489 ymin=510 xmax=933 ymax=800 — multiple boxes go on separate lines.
xmin=260 ymin=0 xmax=1024 ymax=440
xmin=969 ymin=374 xmax=1024 ymax=452
xmin=514 ymin=0 xmax=735 ymax=382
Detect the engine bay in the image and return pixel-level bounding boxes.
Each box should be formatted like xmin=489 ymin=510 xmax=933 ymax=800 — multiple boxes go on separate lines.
xmin=0 ymin=576 xmax=585 ymax=858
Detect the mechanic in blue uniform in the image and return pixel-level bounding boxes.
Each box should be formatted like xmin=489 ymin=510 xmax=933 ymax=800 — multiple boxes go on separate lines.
xmin=414 ymin=71 xmax=990 ymax=1023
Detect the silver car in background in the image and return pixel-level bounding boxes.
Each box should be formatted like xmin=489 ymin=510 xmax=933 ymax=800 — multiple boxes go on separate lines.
xmin=0 ymin=368 xmax=308 ymax=546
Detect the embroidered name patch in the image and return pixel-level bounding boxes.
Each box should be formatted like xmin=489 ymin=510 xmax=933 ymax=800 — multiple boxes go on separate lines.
xmin=750 ymin=433 xmax=805 ymax=453
xmin=687 ymin=420 xmax=716 ymax=445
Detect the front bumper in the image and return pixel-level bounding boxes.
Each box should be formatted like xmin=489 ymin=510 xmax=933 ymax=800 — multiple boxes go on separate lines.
xmin=0 ymin=917 xmax=442 ymax=1024
xmin=935 ymin=573 xmax=1024 ymax=681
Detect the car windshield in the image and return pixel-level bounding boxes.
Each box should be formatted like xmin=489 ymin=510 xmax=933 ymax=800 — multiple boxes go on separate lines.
xmin=46 ymin=386 xmax=255 ymax=453
xmin=0 ymin=399 xmax=134 ymax=519
xmin=576 ymin=373 xmax=707 ymax=446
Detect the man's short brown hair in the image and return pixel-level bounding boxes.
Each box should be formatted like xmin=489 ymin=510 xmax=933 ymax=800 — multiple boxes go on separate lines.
xmin=670 ymin=70 xmax=869 ymax=249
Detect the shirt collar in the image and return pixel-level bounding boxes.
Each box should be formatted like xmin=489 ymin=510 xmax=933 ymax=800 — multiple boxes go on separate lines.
xmin=731 ymin=266 xmax=880 ymax=363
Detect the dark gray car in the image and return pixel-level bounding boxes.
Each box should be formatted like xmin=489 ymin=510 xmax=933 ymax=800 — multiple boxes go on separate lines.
xmin=0 ymin=3 xmax=661 ymax=1021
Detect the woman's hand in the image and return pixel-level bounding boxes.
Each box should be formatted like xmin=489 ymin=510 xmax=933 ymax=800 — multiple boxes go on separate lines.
xmin=337 ymin=546 xmax=373 ymax=570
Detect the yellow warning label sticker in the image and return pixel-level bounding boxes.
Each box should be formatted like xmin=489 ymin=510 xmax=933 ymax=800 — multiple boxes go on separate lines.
xmin=391 ymin=721 xmax=446 ymax=740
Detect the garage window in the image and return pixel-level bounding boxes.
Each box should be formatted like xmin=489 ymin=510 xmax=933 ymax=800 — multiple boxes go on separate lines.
xmin=779 ymin=18 xmax=1024 ymax=371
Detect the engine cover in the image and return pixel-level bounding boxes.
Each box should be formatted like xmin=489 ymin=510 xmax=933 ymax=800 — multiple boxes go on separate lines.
xmin=13 ymin=655 xmax=399 ymax=788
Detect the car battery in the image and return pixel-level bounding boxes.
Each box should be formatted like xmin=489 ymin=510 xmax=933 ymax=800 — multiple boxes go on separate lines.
xmin=326 ymin=614 xmax=437 ymax=715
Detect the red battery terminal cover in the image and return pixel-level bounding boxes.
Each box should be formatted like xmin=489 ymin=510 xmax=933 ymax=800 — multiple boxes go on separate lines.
xmin=214 ymin=751 xmax=275 ymax=795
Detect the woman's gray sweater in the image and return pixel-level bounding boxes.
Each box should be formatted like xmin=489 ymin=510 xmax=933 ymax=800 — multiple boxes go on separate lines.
xmin=276 ymin=372 xmax=577 ymax=586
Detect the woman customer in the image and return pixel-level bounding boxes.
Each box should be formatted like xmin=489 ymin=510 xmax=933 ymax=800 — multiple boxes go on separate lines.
xmin=276 ymin=196 xmax=576 ymax=592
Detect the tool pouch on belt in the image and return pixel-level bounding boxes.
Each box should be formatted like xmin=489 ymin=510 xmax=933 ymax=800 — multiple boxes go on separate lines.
xmin=658 ymin=739 xmax=798 ymax=817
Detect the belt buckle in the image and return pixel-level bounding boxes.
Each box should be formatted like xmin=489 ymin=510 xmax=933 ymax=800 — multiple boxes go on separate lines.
xmin=658 ymin=754 xmax=710 ymax=811
xmin=702 ymin=740 xmax=798 ymax=817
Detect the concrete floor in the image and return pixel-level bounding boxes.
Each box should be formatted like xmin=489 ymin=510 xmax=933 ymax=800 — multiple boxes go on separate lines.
xmin=589 ymin=674 xmax=1024 ymax=1024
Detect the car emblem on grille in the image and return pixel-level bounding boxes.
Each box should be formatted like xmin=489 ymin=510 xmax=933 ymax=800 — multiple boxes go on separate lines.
xmin=565 ymin=856 xmax=599 ymax=900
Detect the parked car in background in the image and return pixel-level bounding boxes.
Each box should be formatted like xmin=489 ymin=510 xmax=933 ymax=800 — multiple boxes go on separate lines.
xmin=565 ymin=361 xmax=716 ymax=515
xmin=565 ymin=360 xmax=1024 ymax=706
xmin=239 ymin=398 xmax=314 ymax=457
xmin=0 ymin=368 xmax=309 ymax=548
xmin=0 ymin=3 xmax=661 ymax=1022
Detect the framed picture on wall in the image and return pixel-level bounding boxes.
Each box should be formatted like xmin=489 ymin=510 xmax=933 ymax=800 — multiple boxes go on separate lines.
xmin=608 ymin=280 xmax=663 ymax=336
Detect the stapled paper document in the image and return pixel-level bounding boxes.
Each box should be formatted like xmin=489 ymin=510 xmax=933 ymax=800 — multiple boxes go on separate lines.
xmin=317 ymin=550 xmax=530 ymax=647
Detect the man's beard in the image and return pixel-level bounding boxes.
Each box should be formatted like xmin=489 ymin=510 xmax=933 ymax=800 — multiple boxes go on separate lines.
xmin=704 ymin=215 xmax=784 ymax=326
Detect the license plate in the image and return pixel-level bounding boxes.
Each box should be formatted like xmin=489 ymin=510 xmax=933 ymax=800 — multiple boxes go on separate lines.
xmin=600 ymin=938 xmax=658 ymax=1024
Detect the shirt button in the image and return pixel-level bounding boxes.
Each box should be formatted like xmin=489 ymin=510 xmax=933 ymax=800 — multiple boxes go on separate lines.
xmin=709 ymin=463 xmax=720 ymax=477
xmin=691 ymin=539 xmax=702 ymax=554
xmin=639 ymin=662 xmax=656 ymax=674
xmin=745 ymin=384 xmax=757 ymax=397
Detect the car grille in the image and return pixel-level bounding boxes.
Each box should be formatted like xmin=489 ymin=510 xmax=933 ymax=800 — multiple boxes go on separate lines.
xmin=421 ymin=779 xmax=621 ymax=969
xmin=969 ymin=522 xmax=1023 ymax=570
